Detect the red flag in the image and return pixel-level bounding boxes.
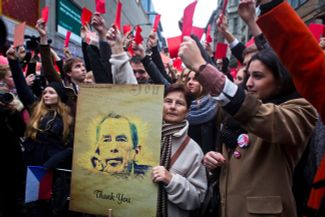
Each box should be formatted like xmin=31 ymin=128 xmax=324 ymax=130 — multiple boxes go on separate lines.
xmin=81 ymin=8 xmax=92 ymax=26
xmin=41 ymin=6 xmax=49 ymax=24
xmin=173 ymin=57 xmax=183 ymax=72
xmin=218 ymin=0 xmax=229 ymax=25
xmin=206 ymin=24 xmax=212 ymax=43
xmin=13 ymin=22 xmax=26 ymax=48
xmin=95 ymin=0 xmax=106 ymax=14
xmin=214 ymin=42 xmax=228 ymax=59
xmin=167 ymin=35 xmax=182 ymax=58
xmin=191 ymin=26 xmax=205 ymax=40
xmin=123 ymin=24 xmax=132 ymax=35
xmin=308 ymin=23 xmax=325 ymax=42
xmin=128 ymin=44 xmax=134 ymax=56
xmin=182 ymin=1 xmax=198 ymax=37
xmin=64 ymin=31 xmax=71 ymax=48
xmin=153 ymin=14 xmax=161 ymax=32
xmin=134 ymin=26 xmax=143 ymax=45
xmin=114 ymin=0 xmax=122 ymax=30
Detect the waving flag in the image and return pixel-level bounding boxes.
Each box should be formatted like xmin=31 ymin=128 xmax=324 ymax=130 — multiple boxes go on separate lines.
xmin=25 ymin=166 xmax=53 ymax=203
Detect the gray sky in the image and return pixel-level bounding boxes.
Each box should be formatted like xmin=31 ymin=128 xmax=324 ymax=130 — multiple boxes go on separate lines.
xmin=152 ymin=0 xmax=220 ymax=38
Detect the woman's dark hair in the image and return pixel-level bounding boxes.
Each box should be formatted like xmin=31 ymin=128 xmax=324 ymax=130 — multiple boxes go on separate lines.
xmin=164 ymin=83 xmax=194 ymax=109
xmin=245 ymin=48 xmax=298 ymax=103
xmin=184 ymin=70 xmax=209 ymax=99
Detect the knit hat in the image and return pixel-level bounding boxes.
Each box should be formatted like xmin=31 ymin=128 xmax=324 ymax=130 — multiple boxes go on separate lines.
xmin=47 ymin=82 xmax=68 ymax=103
xmin=0 ymin=55 xmax=8 ymax=65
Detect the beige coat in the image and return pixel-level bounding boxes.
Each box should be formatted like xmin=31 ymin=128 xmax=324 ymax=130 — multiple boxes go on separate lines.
xmin=218 ymin=94 xmax=317 ymax=217
xmin=165 ymin=121 xmax=207 ymax=217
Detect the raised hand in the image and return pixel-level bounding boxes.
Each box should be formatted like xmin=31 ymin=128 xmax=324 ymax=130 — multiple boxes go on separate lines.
xmin=35 ymin=18 xmax=47 ymax=38
xmin=147 ymin=30 xmax=158 ymax=49
xmin=238 ymin=0 xmax=257 ymax=24
xmin=25 ymin=74 xmax=35 ymax=86
xmin=178 ymin=36 xmax=206 ymax=72
xmin=6 ymin=46 xmax=18 ymax=60
xmin=217 ymin=13 xmax=229 ymax=35
xmin=91 ymin=12 xmax=107 ymax=39
xmin=202 ymin=151 xmax=226 ymax=171
xmin=122 ymin=31 xmax=134 ymax=50
xmin=203 ymin=41 xmax=213 ymax=57
xmin=131 ymin=41 xmax=145 ymax=59
xmin=238 ymin=0 xmax=262 ymax=36
xmin=63 ymin=47 xmax=72 ymax=59
xmin=152 ymin=166 xmax=172 ymax=185
xmin=106 ymin=25 xmax=123 ymax=54
xmin=80 ymin=24 xmax=90 ymax=41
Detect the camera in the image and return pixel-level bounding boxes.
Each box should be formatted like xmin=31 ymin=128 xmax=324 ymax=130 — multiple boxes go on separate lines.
xmin=25 ymin=35 xmax=52 ymax=52
xmin=0 ymin=92 xmax=14 ymax=104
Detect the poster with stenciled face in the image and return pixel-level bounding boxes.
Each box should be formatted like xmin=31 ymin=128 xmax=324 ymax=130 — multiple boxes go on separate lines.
xmin=70 ymin=85 xmax=163 ymax=217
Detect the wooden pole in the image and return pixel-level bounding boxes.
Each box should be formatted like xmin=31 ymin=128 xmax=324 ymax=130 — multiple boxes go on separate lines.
xmin=108 ymin=208 xmax=112 ymax=217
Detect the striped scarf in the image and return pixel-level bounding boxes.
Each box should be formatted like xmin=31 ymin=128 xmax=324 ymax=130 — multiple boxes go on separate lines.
xmin=187 ymin=95 xmax=217 ymax=125
xmin=156 ymin=120 xmax=187 ymax=217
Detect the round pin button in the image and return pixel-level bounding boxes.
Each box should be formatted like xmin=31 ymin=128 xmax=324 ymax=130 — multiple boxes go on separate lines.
xmin=237 ymin=134 xmax=250 ymax=148
xmin=233 ymin=150 xmax=241 ymax=159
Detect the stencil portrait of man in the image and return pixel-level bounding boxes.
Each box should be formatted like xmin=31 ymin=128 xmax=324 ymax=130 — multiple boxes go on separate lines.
xmin=91 ymin=113 xmax=151 ymax=177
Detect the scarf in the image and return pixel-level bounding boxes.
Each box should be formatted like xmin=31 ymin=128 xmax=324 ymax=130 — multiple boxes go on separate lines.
xmin=157 ymin=120 xmax=187 ymax=217
xmin=187 ymin=95 xmax=217 ymax=125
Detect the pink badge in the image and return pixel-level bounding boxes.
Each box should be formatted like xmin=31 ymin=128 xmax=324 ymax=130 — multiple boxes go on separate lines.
xmin=237 ymin=134 xmax=249 ymax=148
xmin=233 ymin=151 xmax=241 ymax=159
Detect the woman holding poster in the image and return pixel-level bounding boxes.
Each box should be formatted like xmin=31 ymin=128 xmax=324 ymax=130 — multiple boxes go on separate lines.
xmin=152 ymin=83 xmax=207 ymax=217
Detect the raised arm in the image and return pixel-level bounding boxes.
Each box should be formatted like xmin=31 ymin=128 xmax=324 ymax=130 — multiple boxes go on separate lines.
xmin=133 ymin=41 xmax=169 ymax=85
xmin=217 ymin=14 xmax=246 ymax=63
xmin=35 ymin=18 xmax=61 ymax=83
xmin=92 ymin=13 xmax=113 ymax=83
xmin=147 ymin=30 xmax=172 ymax=82
xmin=80 ymin=25 xmax=92 ymax=72
xmin=179 ymin=36 xmax=317 ymax=145
xmin=107 ymin=26 xmax=137 ymax=84
xmin=256 ymin=0 xmax=325 ymax=122
xmin=7 ymin=47 xmax=36 ymax=107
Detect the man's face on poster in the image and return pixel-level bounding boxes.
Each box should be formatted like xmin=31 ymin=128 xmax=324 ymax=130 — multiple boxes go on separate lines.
xmin=96 ymin=118 xmax=135 ymax=173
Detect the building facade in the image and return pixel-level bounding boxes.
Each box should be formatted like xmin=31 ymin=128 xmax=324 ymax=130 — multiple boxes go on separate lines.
xmin=0 ymin=0 xmax=154 ymax=57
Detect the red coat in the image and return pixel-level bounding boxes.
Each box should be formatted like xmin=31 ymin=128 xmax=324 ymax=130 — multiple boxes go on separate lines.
xmin=257 ymin=2 xmax=325 ymax=123
xmin=257 ymin=2 xmax=325 ymax=214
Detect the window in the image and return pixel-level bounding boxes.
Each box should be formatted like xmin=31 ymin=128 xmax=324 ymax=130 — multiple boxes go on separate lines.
xmin=233 ymin=18 xmax=238 ymax=35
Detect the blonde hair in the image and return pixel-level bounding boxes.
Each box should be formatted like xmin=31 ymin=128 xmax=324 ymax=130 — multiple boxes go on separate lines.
xmin=26 ymin=98 xmax=72 ymax=141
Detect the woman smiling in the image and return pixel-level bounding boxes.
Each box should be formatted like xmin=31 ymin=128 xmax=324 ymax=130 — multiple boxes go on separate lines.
xmin=179 ymin=37 xmax=317 ymax=217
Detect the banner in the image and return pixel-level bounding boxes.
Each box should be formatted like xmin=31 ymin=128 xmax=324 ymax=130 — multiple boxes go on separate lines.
xmin=56 ymin=0 xmax=82 ymax=43
xmin=70 ymin=85 xmax=164 ymax=217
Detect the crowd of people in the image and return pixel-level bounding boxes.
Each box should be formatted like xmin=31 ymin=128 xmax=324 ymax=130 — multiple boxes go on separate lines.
xmin=0 ymin=0 xmax=325 ymax=216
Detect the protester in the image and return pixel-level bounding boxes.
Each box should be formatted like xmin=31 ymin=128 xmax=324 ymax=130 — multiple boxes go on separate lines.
xmin=179 ymin=37 xmax=317 ymax=217
xmin=7 ymin=46 xmax=74 ymax=217
xmin=152 ymin=83 xmax=207 ymax=217
xmin=0 ymin=57 xmax=25 ymax=217
xmin=185 ymin=70 xmax=218 ymax=155
xmin=255 ymin=0 xmax=325 ymax=215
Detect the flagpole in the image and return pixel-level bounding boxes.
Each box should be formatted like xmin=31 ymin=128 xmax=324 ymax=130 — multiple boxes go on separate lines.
xmin=108 ymin=208 xmax=112 ymax=217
